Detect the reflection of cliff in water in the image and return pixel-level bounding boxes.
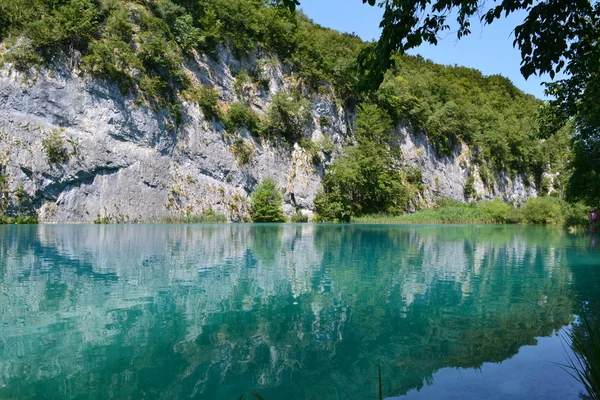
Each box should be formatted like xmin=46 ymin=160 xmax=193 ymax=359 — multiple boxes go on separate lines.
xmin=0 ymin=225 xmax=576 ymax=399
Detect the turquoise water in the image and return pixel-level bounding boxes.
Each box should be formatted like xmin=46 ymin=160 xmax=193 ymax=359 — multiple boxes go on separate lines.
xmin=0 ymin=224 xmax=599 ymax=399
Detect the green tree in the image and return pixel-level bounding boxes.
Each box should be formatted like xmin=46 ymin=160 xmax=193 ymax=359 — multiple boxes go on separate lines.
xmin=263 ymin=91 xmax=311 ymax=144
xmin=315 ymin=103 xmax=409 ymax=221
xmin=250 ymin=178 xmax=286 ymax=222
xmin=225 ymin=102 xmax=261 ymax=136
xmin=286 ymin=0 xmax=598 ymax=202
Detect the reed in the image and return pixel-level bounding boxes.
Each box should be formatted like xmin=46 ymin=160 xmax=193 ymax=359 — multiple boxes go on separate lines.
xmin=559 ymin=313 xmax=600 ymax=399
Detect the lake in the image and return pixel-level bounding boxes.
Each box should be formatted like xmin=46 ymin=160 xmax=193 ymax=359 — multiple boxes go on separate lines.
xmin=1 ymin=224 xmax=599 ymax=399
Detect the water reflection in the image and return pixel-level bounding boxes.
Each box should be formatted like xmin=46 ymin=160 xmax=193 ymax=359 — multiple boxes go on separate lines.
xmin=0 ymin=224 xmax=596 ymax=399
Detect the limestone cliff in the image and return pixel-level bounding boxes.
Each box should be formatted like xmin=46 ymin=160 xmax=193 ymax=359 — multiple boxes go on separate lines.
xmin=0 ymin=48 xmax=538 ymax=223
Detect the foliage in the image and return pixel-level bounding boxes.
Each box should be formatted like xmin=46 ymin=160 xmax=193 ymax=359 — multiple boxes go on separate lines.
xmin=158 ymin=208 xmax=227 ymax=223
xmin=182 ymin=84 xmax=221 ymax=120
xmin=319 ymin=115 xmax=331 ymax=128
xmin=520 ymin=196 xmax=567 ymax=225
xmin=301 ymin=136 xmax=335 ymax=165
xmin=374 ymin=56 xmax=568 ymax=179
xmin=225 ymin=102 xmax=261 ymax=136
xmin=464 ymin=174 xmax=475 ymax=199
xmin=42 ymin=130 xmax=69 ymax=163
xmin=290 ymin=210 xmax=309 ymax=223
xmin=1 ymin=0 xmax=365 ymax=105
xmin=0 ymin=166 xmax=8 ymax=215
xmin=285 ymin=0 xmax=598 ymax=204
xmin=476 ymin=199 xmax=515 ymax=224
xmin=234 ymin=70 xmax=252 ymax=97
xmin=283 ymin=0 xmax=600 ymax=94
xmin=0 ymin=214 xmax=38 ymax=224
xmin=559 ymin=312 xmax=600 ymax=400
xmin=230 ymin=138 xmax=254 ymax=166
xmin=249 ymin=178 xmax=285 ymax=223
xmin=566 ymin=124 xmax=600 ymax=205
xmin=354 ymin=196 xmax=593 ymax=228
xmin=315 ymin=103 xmax=410 ymax=222
xmin=262 ymin=91 xmax=311 ymax=144
xmin=0 ymin=165 xmax=37 ymax=224
xmin=563 ymin=202 xmax=591 ymax=230
xmin=83 ymin=1 xmax=185 ymax=108
xmin=0 ymin=0 xmax=582 ymax=212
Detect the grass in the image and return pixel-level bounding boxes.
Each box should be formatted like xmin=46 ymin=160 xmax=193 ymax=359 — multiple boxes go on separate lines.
xmin=155 ymin=212 xmax=227 ymax=224
xmin=559 ymin=312 xmax=600 ymax=399
xmin=355 ymin=208 xmax=507 ymax=225
xmin=352 ymin=197 xmax=592 ymax=230
xmin=0 ymin=214 xmax=38 ymax=224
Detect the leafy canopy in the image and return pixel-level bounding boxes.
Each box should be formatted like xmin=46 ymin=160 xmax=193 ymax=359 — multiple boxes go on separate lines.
xmin=250 ymin=178 xmax=286 ymax=222
xmin=315 ymin=103 xmax=411 ymax=222
xmin=285 ymin=0 xmax=600 ymax=204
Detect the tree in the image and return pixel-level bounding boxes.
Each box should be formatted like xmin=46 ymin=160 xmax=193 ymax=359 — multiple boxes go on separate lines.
xmin=250 ymin=178 xmax=286 ymax=222
xmin=314 ymin=103 xmax=409 ymax=221
xmin=286 ymin=0 xmax=600 ymax=204
xmin=286 ymin=0 xmax=597 ymax=87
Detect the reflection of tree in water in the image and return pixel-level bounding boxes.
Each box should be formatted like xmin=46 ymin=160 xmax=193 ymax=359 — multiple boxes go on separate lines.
xmin=249 ymin=224 xmax=283 ymax=266
xmin=0 ymin=225 xmax=587 ymax=399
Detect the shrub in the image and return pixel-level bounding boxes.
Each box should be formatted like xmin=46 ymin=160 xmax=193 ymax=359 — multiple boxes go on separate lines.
xmin=539 ymin=175 xmax=553 ymax=196
xmin=464 ymin=173 xmax=475 ymax=199
xmin=231 ymin=138 xmax=253 ymax=165
xmin=1 ymin=38 xmax=43 ymax=71
xmin=225 ymin=102 xmax=261 ymax=136
xmin=42 ymin=130 xmax=69 ymax=163
xmin=520 ymin=196 xmax=567 ymax=225
xmin=250 ymin=178 xmax=285 ymax=222
xmin=159 ymin=208 xmax=227 ymax=223
xmin=82 ymin=38 xmax=140 ymax=92
xmin=173 ymin=14 xmax=203 ymax=52
xmin=315 ymin=104 xmax=409 ymax=221
xmin=0 ymin=214 xmax=38 ymax=225
xmin=182 ymin=84 xmax=221 ymax=120
xmin=233 ymin=70 xmax=252 ymax=97
xmin=12 ymin=215 xmax=38 ymax=224
xmin=477 ymin=199 xmax=513 ymax=223
xmin=290 ymin=210 xmax=309 ymax=222
xmin=263 ymin=91 xmax=311 ymax=144
xmin=563 ymin=202 xmax=590 ymax=229
xmin=319 ymin=115 xmax=332 ymax=128
xmin=404 ymin=165 xmax=424 ymax=193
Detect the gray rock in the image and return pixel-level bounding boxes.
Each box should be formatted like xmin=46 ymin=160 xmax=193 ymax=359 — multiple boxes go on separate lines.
xmin=0 ymin=48 xmax=539 ymax=223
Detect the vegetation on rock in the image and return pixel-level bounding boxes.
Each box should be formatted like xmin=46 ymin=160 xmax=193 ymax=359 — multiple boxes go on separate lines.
xmin=262 ymin=90 xmax=311 ymax=144
xmin=0 ymin=0 xmax=586 ymax=222
xmin=42 ymin=130 xmax=69 ymax=164
xmin=286 ymin=0 xmax=599 ymax=206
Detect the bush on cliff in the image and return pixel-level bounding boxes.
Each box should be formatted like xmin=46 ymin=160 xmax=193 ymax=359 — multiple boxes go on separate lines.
xmin=262 ymin=91 xmax=311 ymax=144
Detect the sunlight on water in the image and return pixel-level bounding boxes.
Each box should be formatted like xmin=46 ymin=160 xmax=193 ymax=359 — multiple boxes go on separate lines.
xmin=0 ymin=224 xmax=599 ymax=399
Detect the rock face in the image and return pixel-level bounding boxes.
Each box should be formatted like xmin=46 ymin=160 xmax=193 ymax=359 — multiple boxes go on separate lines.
xmin=0 ymin=48 xmax=537 ymax=223
xmin=399 ymin=129 xmax=537 ymax=206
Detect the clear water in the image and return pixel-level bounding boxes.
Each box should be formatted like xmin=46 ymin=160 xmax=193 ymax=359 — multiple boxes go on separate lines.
xmin=1 ymin=224 xmax=599 ymax=399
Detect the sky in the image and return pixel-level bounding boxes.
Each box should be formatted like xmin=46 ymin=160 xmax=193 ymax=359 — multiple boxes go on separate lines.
xmin=298 ymin=0 xmax=557 ymax=99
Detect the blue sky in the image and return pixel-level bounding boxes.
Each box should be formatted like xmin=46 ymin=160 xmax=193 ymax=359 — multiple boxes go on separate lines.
xmin=298 ymin=0 xmax=555 ymax=99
